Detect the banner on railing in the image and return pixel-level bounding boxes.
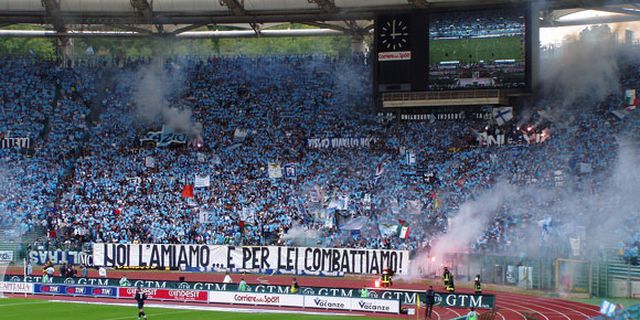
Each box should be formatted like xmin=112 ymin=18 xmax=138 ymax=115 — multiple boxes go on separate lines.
xmin=29 ymin=250 xmax=93 ymax=266
xmin=306 ymin=295 xmax=400 ymax=313
xmin=207 ymin=291 xmax=399 ymax=314
xmin=209 ymin=291 xmax=303 ymax=307
xmin=119 ymin=287 xmax=207 ymax=302
xmin=93 ymin=244 xmax=410 ymax=275
xmin=0 ymin=281 xmax=33 ymax=294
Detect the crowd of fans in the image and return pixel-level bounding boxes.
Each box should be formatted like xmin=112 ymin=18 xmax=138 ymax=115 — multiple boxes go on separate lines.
xmin=0 ymin=54 xmax=638 ymax=265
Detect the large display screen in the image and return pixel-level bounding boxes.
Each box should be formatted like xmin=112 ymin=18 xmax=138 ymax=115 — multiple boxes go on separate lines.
xmin=427 ymin=8 xmax=527 ymax=90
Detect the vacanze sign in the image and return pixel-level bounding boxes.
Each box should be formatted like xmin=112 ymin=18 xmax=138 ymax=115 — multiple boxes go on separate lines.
xmin=3 ymin=275 xmax=495 ymax=309
xmin=93 ymin=244 xmax=410 ymax=275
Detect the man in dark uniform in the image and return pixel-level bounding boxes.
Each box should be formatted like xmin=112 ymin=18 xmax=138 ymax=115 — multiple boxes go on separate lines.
xmin=474 ymin=274 xmax=482 ymax=295
xmin=134 ymin=286 xmax=148 ymax=320
xmin=425 ymin=285 xmax=435 ymax=319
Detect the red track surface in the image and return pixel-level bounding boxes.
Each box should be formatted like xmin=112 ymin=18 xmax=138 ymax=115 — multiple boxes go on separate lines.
xmin=7 ymin=269 xmax=601 ymax=320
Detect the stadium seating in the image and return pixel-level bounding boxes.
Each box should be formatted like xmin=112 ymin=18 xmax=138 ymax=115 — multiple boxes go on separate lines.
xmin=0 ymin=55 xmax=638 ymax=264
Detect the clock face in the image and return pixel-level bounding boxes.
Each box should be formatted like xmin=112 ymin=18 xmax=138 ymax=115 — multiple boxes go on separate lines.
xmin=379 ymin=18 xmax=410 ymax=51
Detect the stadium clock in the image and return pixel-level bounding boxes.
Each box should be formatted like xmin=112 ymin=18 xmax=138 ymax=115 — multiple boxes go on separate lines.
xmin=379 ymin=18 xmax=409 ymax=51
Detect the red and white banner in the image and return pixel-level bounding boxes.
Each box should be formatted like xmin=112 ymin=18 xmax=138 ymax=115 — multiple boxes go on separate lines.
xmin=209 ymin=291 xmax=304 ymax=307
xmin=378 ymin=51 xmax=412 ymax=61
xmin=118 ymin=287 xmax=207 ymax=302
xmin=0 ymin=281 xmax=34 ymax=294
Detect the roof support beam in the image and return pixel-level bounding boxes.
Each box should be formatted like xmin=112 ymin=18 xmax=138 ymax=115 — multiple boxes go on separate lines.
xmin=343 ymin=19 xmax=366 ymax=40
xmin=218 ymin=0 xmax=262 ymax=35
xmin=0 ymin=28 xmax=343 ymax=39
xmin=113 ymin=24 xmax=154 ymax=34
xmin=408 ymin=0 xmax=429 ymax=8
xmin=130 ymin=0 xmax=154 ymax=21
xmin=308 ymin=0 xmax=338 ymax=14
xmin=41 ymin=0 xmax=66 ymax=32
xmin=542 ymin=13 xmax=640 ymax=27
xmin=219 ymin=0 xmax=247 ymax=16
xmin=171 ymin=23 xmax=208 ymax=35
xmin=304 ymin=21 xmax=350 ymax=33
xmin=593 ymin=6 xmax=640 ymax=16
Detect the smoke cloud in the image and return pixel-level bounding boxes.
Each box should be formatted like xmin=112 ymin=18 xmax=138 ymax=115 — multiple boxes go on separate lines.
xmin=132 ymin=58 xmax=202 ymax=137
xmin=281 ymin=223 xmax=322 ymax=247
xmin=430 ymin=182 xmax=515 ymax=260
xmin=539 ymin=25 xmax=620 ymax=113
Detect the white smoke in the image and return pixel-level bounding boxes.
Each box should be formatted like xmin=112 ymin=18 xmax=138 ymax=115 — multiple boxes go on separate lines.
xmin=132 ymin=58 xmax=202 ymax=137
xmin=281 ymin=223 xmax=321 ymax=247
xmin=539 ymin=25 xmax=620 ymax=115
xmin=430 ymin=182 xmax=515 ymax=260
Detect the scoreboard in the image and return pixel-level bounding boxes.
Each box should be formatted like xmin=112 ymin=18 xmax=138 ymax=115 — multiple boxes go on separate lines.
xmin=374 ymin=4 xmax=532 ymax=99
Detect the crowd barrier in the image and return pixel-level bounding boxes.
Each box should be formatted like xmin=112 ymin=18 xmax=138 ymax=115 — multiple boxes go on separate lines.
xmin=0 ymin=281 xmax=400 ymax=314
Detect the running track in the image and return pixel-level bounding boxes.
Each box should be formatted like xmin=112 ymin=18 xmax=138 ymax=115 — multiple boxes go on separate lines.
xmin=5 ymin=269 xmax=601 ymax=319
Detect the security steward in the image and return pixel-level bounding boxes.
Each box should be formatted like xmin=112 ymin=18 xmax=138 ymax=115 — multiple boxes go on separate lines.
xmin=474 ymin=274 xmax=482 ymax=295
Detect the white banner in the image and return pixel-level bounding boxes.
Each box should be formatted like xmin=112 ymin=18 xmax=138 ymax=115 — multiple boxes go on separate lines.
xmin=305 ymin=295 xmax=350 ymax=310
xmin=233 ymin=128 xmax=249 ymax=141
xmin=0 ymin=282 xmax=33 ymax=294
xmin=93 ymin=244 xmax=410 ymax=275
xmin=145 ymin=156 xmax=156 ymax=168
xmin=209 ymin=291 xmax=303 ymax=307
xmin=267 ymin=163 xmax=282 ymax=179
xmin=206 ymin=291 xmax=399 ymax=314
xmin=350 ymin=297 xmax=400 ymax=314
xmin=0 ymin=250 xmax=13 ymax=262
xmin=194 ymin=175 xmax=211 ymax=188
xmin=307 ymin=137 xmax=378 ymax=149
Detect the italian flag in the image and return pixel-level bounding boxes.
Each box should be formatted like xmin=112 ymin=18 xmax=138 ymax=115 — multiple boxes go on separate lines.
xmin=625 ymin=89 xmax=638 ymax=111
xmin=398 ymin=225 xmax=410 ymax=239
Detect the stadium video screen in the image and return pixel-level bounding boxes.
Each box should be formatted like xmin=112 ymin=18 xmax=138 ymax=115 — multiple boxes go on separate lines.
xmin=428 ymin=8 xmax=527 ymax=90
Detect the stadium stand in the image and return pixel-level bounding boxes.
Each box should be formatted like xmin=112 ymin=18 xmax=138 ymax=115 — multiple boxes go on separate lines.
xmin=0 ymin=54 xmax=639 ymax=267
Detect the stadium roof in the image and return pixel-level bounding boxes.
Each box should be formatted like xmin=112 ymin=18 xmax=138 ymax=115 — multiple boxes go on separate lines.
xmin=0 ymin=0 xmax=639 ymax=38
